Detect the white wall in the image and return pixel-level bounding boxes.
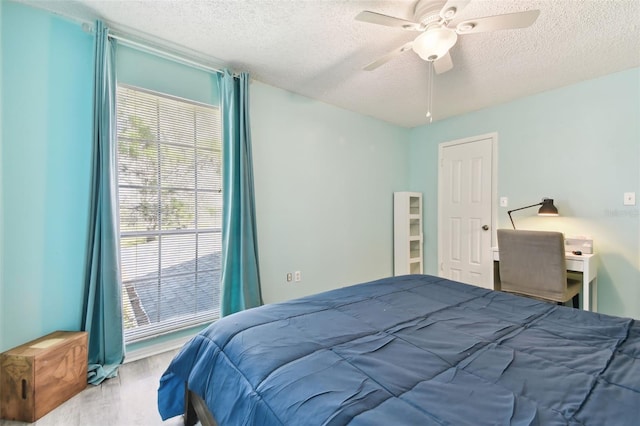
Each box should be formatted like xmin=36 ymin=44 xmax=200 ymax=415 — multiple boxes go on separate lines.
xmin=251 ymin=82 xmax=411 ymax=303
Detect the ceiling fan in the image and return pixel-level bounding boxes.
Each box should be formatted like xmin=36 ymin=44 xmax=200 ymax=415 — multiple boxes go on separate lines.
xmin=356 ymin=0 xmax=540 ymax=74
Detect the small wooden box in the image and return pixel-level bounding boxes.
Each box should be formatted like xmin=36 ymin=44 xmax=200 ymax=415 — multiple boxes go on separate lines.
xmin=0 ymin=331 xmax=88 ymax=422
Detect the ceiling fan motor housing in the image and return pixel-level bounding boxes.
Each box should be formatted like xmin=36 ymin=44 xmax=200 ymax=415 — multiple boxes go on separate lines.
xmin=414 ymin=0 xmax=448 ymax=25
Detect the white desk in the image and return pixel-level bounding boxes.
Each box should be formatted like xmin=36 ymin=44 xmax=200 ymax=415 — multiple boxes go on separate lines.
xmin=492 ymin=248 xmax=599 ymax=312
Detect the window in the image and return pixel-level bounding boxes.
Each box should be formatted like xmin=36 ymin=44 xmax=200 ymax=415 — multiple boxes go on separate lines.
xmin=116 ymin=85 xmax=222 ymax=343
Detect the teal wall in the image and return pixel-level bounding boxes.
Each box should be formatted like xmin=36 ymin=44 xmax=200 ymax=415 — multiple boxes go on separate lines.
xmin=0 ymin=2 xmax=410 ymax=352
xmin=116 ymin=44 xmax=219 ymax=105
xmin=116 ymin=47 xmax=410 ymax=338
xmin=250 ymin=82 xmax=410 ymax=304
xmin=1 ymin=1 xmax=94 ymax=350
xmin=1 ymin=0 xmax=638 ymax=355
xmin=409 ymin=68 xmax=640 ymax=320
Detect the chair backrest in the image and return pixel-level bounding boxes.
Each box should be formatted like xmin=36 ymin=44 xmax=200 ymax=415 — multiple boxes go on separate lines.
xmin=497 ymin=229 xmax=568 ymax=301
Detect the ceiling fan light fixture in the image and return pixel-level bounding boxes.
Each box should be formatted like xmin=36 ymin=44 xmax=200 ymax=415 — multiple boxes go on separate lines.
xmin=412 ymin=27 xmax=458 ymax=61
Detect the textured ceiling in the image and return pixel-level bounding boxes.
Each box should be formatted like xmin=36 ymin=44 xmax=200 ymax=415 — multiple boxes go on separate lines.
xmin=18 ymin=0 xmax=640 ymax=128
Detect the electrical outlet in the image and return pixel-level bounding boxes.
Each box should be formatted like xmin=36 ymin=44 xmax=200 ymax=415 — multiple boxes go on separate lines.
xmin=294 ymin=271 xmax=302 ymax=282
xmin=286 ymin=272 xmax=293 ymax=282
xmin=624 ymin=192 xmax=636 ymax=206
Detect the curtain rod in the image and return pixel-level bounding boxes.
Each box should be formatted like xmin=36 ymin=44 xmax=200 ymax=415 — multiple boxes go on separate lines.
xmin=107 ymin=32 xmax=226 ymax=76
xmin=21 ymin=3 xmax=233 ymax=77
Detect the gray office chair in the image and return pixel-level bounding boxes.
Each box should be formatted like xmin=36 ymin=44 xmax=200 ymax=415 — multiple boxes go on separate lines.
xmin=497 ymin=229 xmax=581 ymax=308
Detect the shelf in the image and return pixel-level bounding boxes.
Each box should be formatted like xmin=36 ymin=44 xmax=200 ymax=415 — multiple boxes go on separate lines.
xmin=409 ymin=219 xmax=421 ymax=238
xmin=394 ymin=192 xmax=423 ymax=276
xmin=409 ymin=196 xmax=421 ymax=215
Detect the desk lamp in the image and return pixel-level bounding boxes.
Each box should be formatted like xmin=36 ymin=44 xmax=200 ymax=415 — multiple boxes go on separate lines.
xmin=507 ymin=198 xmax=558 ymax=229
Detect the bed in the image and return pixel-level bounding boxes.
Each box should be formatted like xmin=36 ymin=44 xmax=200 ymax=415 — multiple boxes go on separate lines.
xmin=157 ymin=274 xmax=640 ymax=425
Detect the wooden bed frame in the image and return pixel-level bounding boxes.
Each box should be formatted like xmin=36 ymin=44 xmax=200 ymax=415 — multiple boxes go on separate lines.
xmin=184 ymin=385 xmax=217 ymax=426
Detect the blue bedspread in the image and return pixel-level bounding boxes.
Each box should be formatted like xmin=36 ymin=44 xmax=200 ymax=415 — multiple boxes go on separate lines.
xmin=158 ymin=274 xmax=640 ymax=425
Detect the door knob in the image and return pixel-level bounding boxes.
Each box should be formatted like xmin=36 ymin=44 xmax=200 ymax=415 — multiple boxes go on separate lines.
xmin=482 ymin=225 xmax=489 ymax=231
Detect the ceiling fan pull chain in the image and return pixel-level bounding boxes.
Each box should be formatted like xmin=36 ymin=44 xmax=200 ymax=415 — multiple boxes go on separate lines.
xmin=426 ymin=62 xmax=434 ymax=122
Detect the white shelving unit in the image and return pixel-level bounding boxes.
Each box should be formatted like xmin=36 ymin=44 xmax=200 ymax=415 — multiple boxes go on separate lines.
xmin=393 ymin=192 xmax=423 ymax=276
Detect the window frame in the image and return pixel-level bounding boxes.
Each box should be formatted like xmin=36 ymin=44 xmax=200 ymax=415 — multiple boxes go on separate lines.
xmin=115 ymin=83 xmax=223 ymax=344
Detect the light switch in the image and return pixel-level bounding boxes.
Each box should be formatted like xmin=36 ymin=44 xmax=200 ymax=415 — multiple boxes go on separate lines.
xmin=623 ymin=192 xmax=636 ymax=206
xmin=500 ymin=197 xmax=508 ymax=207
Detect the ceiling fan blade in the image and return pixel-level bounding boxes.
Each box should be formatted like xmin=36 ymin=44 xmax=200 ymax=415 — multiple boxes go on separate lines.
xmin=433 ymin=52 xmax=453 ymax=74
xmin=363 ymin=42 xmax=414 ymax=71
xmin=355 ymin=11 xmax=422 ymax=31
xmin=439 ymin=0 xmax=471 ymax=21
xmin=455 ymin=10 xmax=540 ymax=34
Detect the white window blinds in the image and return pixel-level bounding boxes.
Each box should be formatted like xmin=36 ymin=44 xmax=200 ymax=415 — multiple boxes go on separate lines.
xmin=116 ymin=84 xmax=222 ymax=343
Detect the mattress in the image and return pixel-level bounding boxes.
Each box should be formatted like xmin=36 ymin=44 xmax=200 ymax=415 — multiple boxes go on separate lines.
xmin=158 ymin=274 xmax=640 ymax=425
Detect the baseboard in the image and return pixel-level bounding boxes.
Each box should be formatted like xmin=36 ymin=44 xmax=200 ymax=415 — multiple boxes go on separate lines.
xmin=123 ymin=334 xmax=193 ymax=364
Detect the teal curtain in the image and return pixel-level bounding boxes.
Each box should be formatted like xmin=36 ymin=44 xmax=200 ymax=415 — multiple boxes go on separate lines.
xmin=82 ymin=20 xmax=124 ymax=385
xmin=219 ymin=70 xmax=263 ymax=316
